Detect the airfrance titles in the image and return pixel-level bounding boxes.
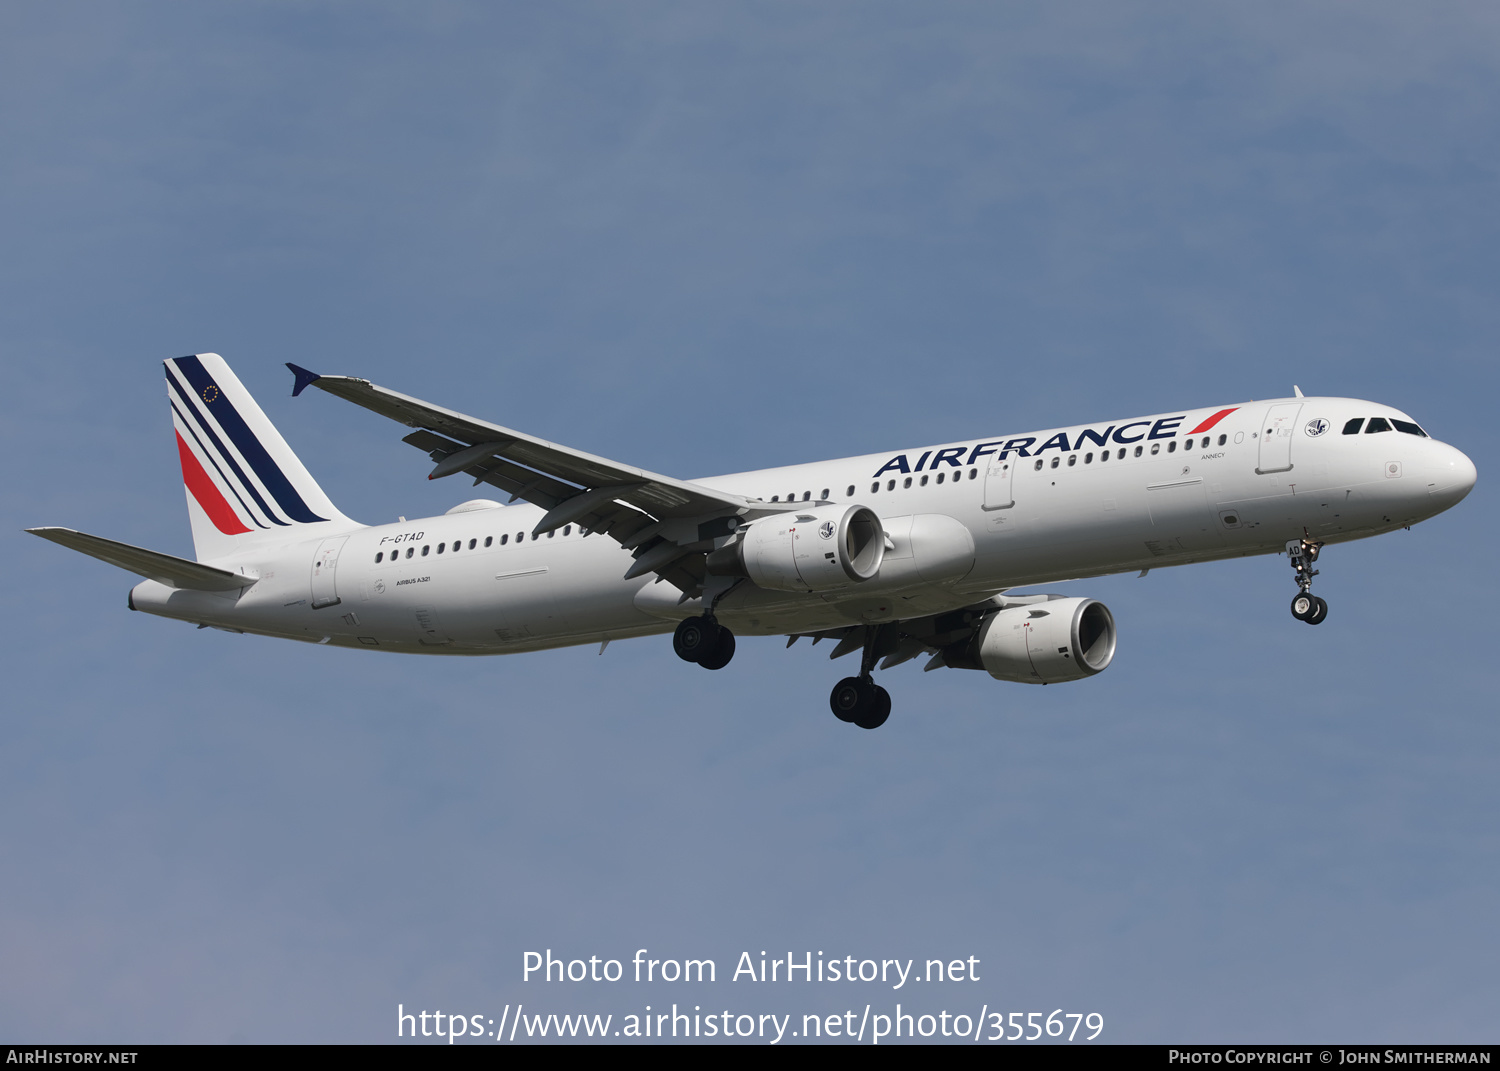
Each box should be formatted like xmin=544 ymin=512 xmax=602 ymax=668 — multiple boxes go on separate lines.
xmin=871 ymin=415 xmax=1193 ymax=477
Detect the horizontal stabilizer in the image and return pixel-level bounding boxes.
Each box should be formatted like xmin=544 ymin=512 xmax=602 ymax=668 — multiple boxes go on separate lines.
xmin=26 ymin=527 xmax=257 ymax=592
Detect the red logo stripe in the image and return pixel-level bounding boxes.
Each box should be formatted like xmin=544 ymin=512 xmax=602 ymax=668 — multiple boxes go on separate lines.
xmin=1188 ymin=408 xmax=1239 ymax=434
xmin=176 ymin=431 xmax=251 ymax=534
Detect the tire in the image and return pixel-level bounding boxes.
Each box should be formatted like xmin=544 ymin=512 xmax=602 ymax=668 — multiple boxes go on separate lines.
xmin=697 ymin=628 xmax=736 ymax=670
xmin=855 ymin=685 xmax=891 ymax=730
xmin=830 ymin=676 xmax=870 ymax=723
xmin=673 ymin=617 xmax=720 ymax=663
xmin=1290 ymin=593 xmax=1315 ymax=621
xmin=1306 ymin=596 xmax=1328 ymax=625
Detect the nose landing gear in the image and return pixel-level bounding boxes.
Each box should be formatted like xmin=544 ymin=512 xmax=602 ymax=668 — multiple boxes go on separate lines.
xmin=673 ymin=615 xmax=736 ymax=669
xmin=1286 ymin=537 xmax=1328 ymax=625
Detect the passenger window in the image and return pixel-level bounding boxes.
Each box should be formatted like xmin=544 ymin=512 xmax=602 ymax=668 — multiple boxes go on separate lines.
xmin=1342 ymin=418 xmax=1364 ymax=435
xmin=547 ymin=530 xmax=555 ymax=539
xmin=1067 ymin=455 xmax=1077 ymax=467
xmin=821 ymin=489 xmax=829 ymax=499
xmin=920 ymin=474 xmax=928 ymax=486
xmin=1099 ymin=450 xmax=1108 ymax=463
xmin=887 ymin=480 xmax=896 ymax=491
xmin=771 ymin=495 xmax=779 ymax=502
xmin=437 ymin=543 xmax=445 ymax=554
xmin=422 ymin=545 xmax=430 ymax=556
xmin=903 ymin=477 xmax=912 ymax=489
xmin=1392 ymin=420 xmax=1427 ymax=437
xmin=469 ymin=539 xmax=477 ymax=549
xmin=803 ymin=491 xmax=811 ymax=501
xmin=1168 ymin=441 xmax=1177 ymax=453
xmin=486 ymin=536 xmax=494 ymax=547
xmin=1217 ymin=434 xmax=1226 ymax=446
xmin=563 ymin=526 xmax=572 ymax=536
xmin=969 ymin=468 xmax=977 ymax=480
xmin=1034 ymin=459 xmax=1043 ymax=471
xmin=375 ymin=552 xmax=383 ymax=563
xmin=846 ymin=485 xmax=855 ymax=497
xmin=1050 ymin=457 xmax=1060 ymax=469
xmin=1134 ymin=446 xmax=1143 ymax=457
xmin=500 ymin=534 xmax=508 ymax=545
xmin=406 ymin=547 xmax=414 ymax=559
xmin=936 ymin=472 xmax=945 ymax=484
xmin=871 ymin=482 xmax=879 ymax=493
xmin=517 ymin=532 xmax=524 ymax=542
xmin=1366 ymin=417 xmax=1392 ymax=434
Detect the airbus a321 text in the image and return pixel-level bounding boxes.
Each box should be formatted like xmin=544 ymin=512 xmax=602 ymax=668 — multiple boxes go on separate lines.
xmin=30 ymin=354 xmax=1476 ymax=729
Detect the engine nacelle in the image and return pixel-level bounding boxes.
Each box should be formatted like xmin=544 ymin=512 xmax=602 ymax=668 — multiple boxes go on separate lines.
xmin=709 ymin=504 xmax=885 ymax=593
xmin=876 ymin=513 xmax=976 ymax=586
xmin=948 ymin=597 xmax=1116 ymax=684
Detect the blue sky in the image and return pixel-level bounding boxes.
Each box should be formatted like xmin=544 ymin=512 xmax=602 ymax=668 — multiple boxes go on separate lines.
xmin=2 ymin=2 xmax=1496 ymax=1043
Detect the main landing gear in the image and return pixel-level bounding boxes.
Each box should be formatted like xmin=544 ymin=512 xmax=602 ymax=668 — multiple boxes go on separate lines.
xmin=673 ymin=615 xmax=736 ymax=670
xmin=828 ymin=625 xmax=893 ymax=730
xmin=1286 ymin=537 xmax=1328 ymax=625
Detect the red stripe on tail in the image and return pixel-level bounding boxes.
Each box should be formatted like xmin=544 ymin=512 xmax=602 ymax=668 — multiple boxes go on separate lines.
xmin=1188 ymin=408 xmax=1239 ymax=434
xmin=176 ymin=431 xmax=251 ymax=534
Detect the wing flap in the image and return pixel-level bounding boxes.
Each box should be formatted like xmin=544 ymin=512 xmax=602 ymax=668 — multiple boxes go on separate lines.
xmin=27 ymin=527 xmax=257 ymax=592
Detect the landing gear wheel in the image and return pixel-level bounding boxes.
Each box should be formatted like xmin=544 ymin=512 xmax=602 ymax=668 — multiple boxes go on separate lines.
xmin=696 ymin=627 xmax=736 ymax=670
xmin=855 ymin=686 xmax=891 ymax=730
xmin=1306 ymin=596 xmax=1328 ymax=625
xmin=830 ymin=676 xmax=870 ymax=723
xmin=673 ymin=616 xmax=721 ymax=663
xmin=829 ymin=677 xmax=891 ymax=729
xmin=1291 ymin=593 xmax=1316 ymax=621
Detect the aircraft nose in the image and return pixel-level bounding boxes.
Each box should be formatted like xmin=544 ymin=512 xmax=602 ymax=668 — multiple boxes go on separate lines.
xmin=1427 ymin=442 xmax=1477 ymax=510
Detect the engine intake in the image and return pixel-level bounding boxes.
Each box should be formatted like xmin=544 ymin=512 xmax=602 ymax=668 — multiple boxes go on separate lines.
xmin=947 ymin=597 xmax=1116 ymax=684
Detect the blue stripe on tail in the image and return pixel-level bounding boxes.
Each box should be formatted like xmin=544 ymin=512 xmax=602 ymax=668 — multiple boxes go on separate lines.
xmin=170 ymin=356 xmax=328 ymax=524
xmin=167 ymin=370 xmax=289 ymax=527
xmin=170 ymin=399 xmax=269 ymax=530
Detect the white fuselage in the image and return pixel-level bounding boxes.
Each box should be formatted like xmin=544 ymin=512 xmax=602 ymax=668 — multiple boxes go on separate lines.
xmin=128 ymin=396 xmax=1477 ymax=653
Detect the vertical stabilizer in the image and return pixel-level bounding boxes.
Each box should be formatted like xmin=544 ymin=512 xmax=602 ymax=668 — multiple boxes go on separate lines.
xmin=166 ymin=353 xmax=358 ymax=562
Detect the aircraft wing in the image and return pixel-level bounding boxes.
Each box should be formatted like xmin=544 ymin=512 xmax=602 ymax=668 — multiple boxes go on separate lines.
xmin=287 ymin=364 xmax=779 ymax=594
xmin=26 ymin=527 xmax=257 ymax=592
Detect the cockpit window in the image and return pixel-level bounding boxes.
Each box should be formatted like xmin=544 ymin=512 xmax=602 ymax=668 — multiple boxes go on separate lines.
xmin=1342 ymin=418 xmax=1364 ymax=435
xmin=1365 ymin=417 xmax=1392 ymax=434
xmin=1392 ymin=420 xmax=1428 ymax=437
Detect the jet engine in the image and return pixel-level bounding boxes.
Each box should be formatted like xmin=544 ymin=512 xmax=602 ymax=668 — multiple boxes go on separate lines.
xmin=945 ymin=597 xmax=1116 ymax=684
xmin=707 ymin=504 xmax=885 ymax=593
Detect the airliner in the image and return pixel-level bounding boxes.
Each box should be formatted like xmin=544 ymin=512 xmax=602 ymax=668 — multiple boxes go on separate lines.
xmin=29 ymin=354 xmax=1476 ymax=729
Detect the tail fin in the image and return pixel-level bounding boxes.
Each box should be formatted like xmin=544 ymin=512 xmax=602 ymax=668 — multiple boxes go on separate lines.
xmin=166 ymin=353 xmax=357 ymax=562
